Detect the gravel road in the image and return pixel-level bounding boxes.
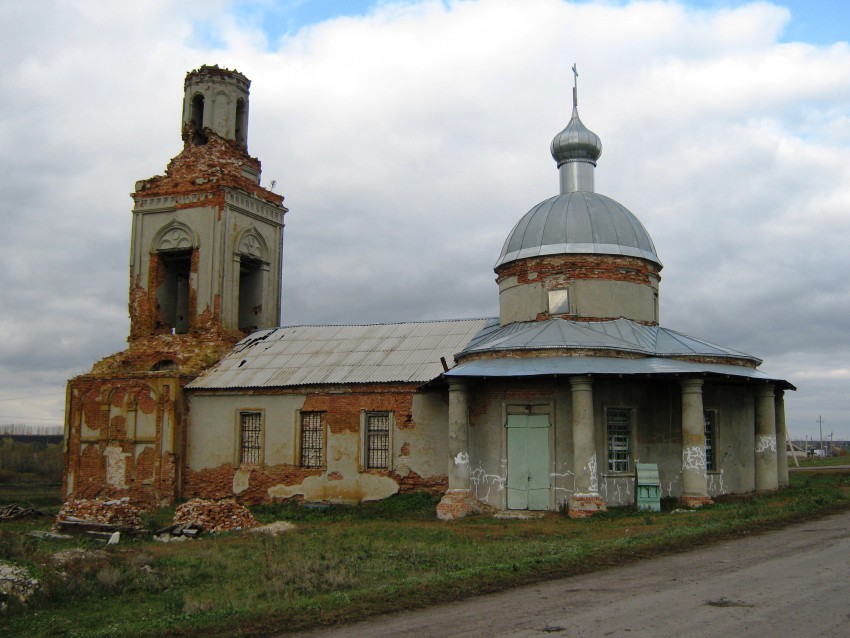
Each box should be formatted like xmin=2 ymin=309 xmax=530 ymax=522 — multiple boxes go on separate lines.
xmin=295 ymin=509 xmax=850 ymax=637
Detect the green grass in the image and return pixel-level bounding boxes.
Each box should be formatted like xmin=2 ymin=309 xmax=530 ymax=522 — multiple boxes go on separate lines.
xmin=2 ymin=475 xmax=849 ymax=637
xmin=795 ymin=454 xmax=850 ymax=468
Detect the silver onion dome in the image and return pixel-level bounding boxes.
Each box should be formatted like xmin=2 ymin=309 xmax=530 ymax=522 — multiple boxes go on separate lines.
xmin=550 ymin=105 xmax=602 ymax=166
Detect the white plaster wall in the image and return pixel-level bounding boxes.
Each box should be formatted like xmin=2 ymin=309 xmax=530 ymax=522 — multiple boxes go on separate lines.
xmin=572 ymin=279 xmax=656 ymax=323
xmin=186 ymin=393 xmax=307 ymax=469
xmin=498 ymin=277 xmax=545 ymax=324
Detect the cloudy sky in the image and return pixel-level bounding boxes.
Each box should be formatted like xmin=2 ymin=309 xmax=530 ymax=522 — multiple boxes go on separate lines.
xmin=1 ymin=0 xmax=848 ymax=442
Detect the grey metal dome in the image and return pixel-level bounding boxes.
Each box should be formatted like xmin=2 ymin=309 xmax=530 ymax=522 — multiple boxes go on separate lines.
xmin=550 ymin=105 xmax=602 ymax=166
xmin=495 ymin=191 xmax=662 ymax=269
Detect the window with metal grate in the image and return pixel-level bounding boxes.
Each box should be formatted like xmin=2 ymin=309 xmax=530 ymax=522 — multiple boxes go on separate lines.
xmin=607 ymin=408 xmax=632 ymax=473
xmin=366 ymin=412 xmax=390 ymax=469
xmin=240 ymin=411 xmax=262 ymax=465
xmin=300 ymin=412 xmax=324 ymax=468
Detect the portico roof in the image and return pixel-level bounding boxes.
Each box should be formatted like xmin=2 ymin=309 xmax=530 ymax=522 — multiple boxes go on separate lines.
xmin=459 ymin=318 xmax=762 ymax=365
xmin=444 ymin=354 xmax=794 ymax=389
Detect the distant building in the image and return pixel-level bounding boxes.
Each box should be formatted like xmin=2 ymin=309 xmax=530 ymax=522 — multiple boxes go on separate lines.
xmin=63 ymin=66 xmax=794 ymax=518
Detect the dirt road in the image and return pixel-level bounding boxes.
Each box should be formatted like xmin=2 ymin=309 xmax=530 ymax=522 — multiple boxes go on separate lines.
xmin=297 ymin=510 xmax=850 ymax=637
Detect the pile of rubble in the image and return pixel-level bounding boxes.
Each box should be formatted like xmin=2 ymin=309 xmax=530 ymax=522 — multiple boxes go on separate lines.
xmin=54 ymin=497 xmax=143 ymax=531
xmin=0 ymin=561 xmax=39 ymax=610
xmin=171 ymin=498 xmax=258 ymax=534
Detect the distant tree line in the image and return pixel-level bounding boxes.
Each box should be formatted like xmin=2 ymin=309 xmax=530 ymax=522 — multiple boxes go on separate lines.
xmin=0 ymin=437 xmax=63 ymax=483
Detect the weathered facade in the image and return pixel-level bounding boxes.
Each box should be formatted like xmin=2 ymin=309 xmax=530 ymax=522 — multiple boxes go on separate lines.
xmin=64 ymin=66 xmax=793 ymax=518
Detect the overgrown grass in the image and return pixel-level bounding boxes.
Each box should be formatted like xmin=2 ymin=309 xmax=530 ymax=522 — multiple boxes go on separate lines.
xmin=3 ymin=476 xmax=849 ymax=637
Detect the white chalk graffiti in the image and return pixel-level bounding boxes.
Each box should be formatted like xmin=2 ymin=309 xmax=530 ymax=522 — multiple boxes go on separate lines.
xmin=665 ymin=475 xmax=682 ymax=498
xmin=469 ymin=459 xmax=506 ymax=502
xmin=707 ymin=469 xmax=725 ymax=495
xmin=682 ymin=446 xmax=707 ymax=473
xmin=550 ymin=470 xmax=576 ymax=499
xmin=600 ymin=477 xmax=633 ymax=505
xmin=587 ymin=453 xmax=599 ymax=492
xmin=755 ymin=435 xmax=777 ymax=454
xmin=454 ymin=451 xmax=469 ymax=465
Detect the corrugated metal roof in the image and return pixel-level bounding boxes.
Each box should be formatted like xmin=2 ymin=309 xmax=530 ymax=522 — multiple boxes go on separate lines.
xmin=187 ymin=319 xmax=493 ymax=390
xmin=445 ymin=356 xmax=795 ymax=390
xmin=459 ymin=318 xmax=762 ymax=365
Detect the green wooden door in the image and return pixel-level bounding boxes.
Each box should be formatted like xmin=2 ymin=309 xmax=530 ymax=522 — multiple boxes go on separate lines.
xmin=506 ymin=414 xmax=550 ymax=510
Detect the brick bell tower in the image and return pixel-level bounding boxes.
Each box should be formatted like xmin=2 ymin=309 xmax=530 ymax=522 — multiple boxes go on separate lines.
xmin=63 ymin=65 xmax=287 ymax=507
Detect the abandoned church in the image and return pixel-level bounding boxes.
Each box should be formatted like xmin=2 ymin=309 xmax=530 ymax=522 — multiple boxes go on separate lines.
xmin=62 ymin=65 xmax=794 ymax=519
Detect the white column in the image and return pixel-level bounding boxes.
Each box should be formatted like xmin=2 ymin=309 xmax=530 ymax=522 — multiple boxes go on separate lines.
xmin=775 ymin=390 xmax=789 ymax=488
xmin=680 ymin=379 xmax=712 ymax=507
xmin=436 ymin=378 xmax=480 ymax=520
xmin=754 ymin=384 xmax=778 ymax=491
xmin=447 ymin=378 xmax=470 ymax=490
xmin=568 ymin=377 xmax=606 ymax=518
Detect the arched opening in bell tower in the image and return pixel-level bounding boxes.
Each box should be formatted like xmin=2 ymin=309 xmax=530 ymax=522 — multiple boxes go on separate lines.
xmin=191 ymin=94 xmax=207 ymax=145
xmin=235 ymin=98 xmax=247 ymax=148
xmin=238 ymin=257 xmax=264 ymax=333
xmin=156 ymin=249 xmax=193 ymax=334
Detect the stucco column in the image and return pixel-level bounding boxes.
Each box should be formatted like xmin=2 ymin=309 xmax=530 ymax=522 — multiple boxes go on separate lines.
xmin=680 ymin=379 xmax=713 ymax=508
xmin=754 ymin=384 xmax=779 ymax=492
xmin=447 ymin=378 xmax=470 ymax=490
xmin=436 ymin=378 xmax=481 ymax=521
xmin=775 ymin=390 xmax=789 ymax=487
xmin=568 ymin=376 xmax=606 ymax=518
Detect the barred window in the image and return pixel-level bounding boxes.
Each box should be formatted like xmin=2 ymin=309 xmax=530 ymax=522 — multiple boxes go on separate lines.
xmin=239 ymin=411 xmax=262 ymax=465
xmin=366 ymin=413 xmax=390 ymax=469
xmin=300 ymin=412 xmax=324 ymax=468
xmin=607 ymin=408 xmax=632 ymax=473
xmin=704 ymin=410 xmax=717 ymax=472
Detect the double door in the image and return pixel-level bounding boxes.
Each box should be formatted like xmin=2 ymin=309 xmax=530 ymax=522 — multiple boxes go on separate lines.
xmin=506 ymin=414 xmax=550 ymax=510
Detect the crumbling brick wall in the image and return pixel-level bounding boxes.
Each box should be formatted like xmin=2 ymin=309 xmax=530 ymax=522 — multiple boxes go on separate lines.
xmin=182 ymin=383 xmax=449 ymax=505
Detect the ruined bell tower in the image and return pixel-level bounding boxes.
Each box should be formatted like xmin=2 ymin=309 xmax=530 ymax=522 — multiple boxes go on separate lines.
xmin=130 ymin=65 xmax=285 ymax=341
xmin=63 ymin=66 xmax=287 ymax=507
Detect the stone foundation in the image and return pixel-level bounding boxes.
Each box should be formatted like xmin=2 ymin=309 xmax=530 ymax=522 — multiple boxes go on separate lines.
xmin=436 ymin=489 xmax=482 ymax=521
xmin=568 ymin=492 xmax=607 ymax=519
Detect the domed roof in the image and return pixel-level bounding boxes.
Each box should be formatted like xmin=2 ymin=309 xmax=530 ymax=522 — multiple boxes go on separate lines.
xmin=495 ymin=191 xmax=662 ymax=269
xmin=550 ymin=105 xmax=602 ymax=166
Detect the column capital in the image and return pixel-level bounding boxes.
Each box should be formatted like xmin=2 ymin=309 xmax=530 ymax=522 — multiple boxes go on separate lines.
xmin=755 ymin=383 xmax=776 ymax=399
xmin=447 ymin=378 xmax=468 ymax=392
xmin=569 ymin=376 xmax=593 ymax=391
xmin=680 ymin=378 xmax=704 ymax=393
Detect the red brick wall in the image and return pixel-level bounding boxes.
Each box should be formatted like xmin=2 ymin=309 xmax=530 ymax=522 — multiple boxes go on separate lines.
xmin=495 ymin=254 xmax=660 ymax=288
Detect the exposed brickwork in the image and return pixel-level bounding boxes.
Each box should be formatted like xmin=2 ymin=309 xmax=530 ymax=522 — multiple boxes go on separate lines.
xmin=398 ymin=470 xmax=447 ymax=494
xmin=495 ymin=254 xmax=660 ymax=288
xmin=436 ymin=489 xmax=482 ymax=520
xmin=680 ymin=494 xmax=714 ymax=508
xmin=134 ymin=132 xmax=282 ymax=208
xmin=467 ymin=378 xmax=564 ymax=427
xmin=184 ymin=463 xmax=322 ymax=504
xmin=568 ymin=493 xmax=607 ymax=518
xmin=64 ymin=375 xmax=190 ymax=509
xmin=298 ymin=384 xmax=419 ymax=434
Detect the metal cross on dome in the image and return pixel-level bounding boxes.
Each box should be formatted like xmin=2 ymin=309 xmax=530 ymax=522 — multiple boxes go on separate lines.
xmin=571 ymin=63 xmax=579 ymax=107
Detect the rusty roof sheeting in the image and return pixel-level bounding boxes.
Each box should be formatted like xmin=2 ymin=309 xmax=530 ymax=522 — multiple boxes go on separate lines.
xmin=187 ymin=319 xmax=494 ymax=390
